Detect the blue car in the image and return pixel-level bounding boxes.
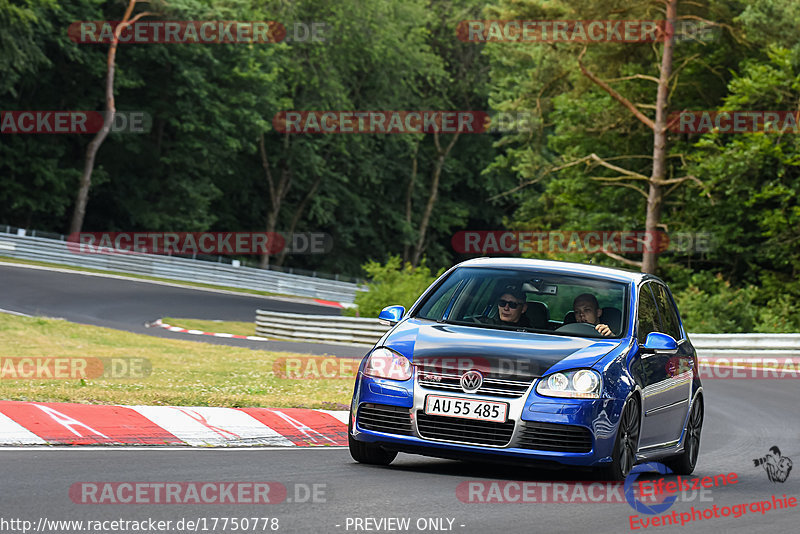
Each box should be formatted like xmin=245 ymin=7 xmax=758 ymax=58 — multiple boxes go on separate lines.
xmin=348 ymin=258 xmax=703 ymax=480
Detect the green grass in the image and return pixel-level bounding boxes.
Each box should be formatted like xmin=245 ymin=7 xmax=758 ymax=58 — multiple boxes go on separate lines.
xmin=0 ymin=314 xmax=353 ymax=409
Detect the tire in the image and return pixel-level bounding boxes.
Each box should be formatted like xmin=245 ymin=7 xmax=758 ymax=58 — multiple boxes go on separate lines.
xmin=664 ymin=396 xmax=703 ymax=475
xmin=348 ymin=432 xmax=397 ymax=465
xmin=600 ymin=395 xmax=641 ymax=480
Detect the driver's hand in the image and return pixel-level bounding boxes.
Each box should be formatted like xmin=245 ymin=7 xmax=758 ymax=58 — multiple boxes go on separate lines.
xmin=595 ymin=323 xmax=612 ymax=337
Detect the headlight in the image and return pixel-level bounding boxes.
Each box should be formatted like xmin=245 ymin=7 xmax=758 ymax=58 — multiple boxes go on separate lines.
xmin=536 ymin=369 xmax=602 ymax=399
xmin=363 ymin=347 xmax=412 ymax=381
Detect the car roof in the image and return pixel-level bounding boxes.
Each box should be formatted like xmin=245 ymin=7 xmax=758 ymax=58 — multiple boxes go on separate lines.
xmin=454 ymin=257 xmax=654 ymax=284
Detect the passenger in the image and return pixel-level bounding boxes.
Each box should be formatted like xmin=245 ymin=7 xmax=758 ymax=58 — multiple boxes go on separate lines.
xmin=495 ymin=285 xmax=530 ymax=327
xmin=573 ymin=293 xmax=613 ymax=337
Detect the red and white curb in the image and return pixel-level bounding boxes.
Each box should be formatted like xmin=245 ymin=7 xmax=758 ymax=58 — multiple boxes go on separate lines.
xmin=149 ymin=319 xmax=270 ymax=341
xmin=313 ymin=299 xmax=348 ymax=309
xmin=0 ymin=401 xmax=349 ymax=447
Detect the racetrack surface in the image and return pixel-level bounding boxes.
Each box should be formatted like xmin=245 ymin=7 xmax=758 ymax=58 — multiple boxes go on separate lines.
xmin=1 ymin=379 xmax=797 ymax=534
xmin=0 ymin=263 xmax=367 ymax=358
xmin=1 ymin=263 xmax=797 ymax=533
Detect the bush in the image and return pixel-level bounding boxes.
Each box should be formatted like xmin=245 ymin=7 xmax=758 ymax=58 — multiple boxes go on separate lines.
xmin=345 ymin=256 xmax=442 ymax=318
xmin=673 ymin=272 xmax=800 ymax=333
xmin=673 ymin=275 xmax=759 ymax=333
xmin=755 ymin=295 xmax=800 ymax=333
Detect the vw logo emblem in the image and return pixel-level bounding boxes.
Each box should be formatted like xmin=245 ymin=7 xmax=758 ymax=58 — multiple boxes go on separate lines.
xmin=460 ymin=370 xmax=483 ymax=393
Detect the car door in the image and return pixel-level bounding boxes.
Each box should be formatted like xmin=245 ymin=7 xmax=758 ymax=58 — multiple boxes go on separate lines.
xmin=632 ymin=282 xmax=690 ymax=449
xmin=651 ymin=282 xmax=694 ymax=441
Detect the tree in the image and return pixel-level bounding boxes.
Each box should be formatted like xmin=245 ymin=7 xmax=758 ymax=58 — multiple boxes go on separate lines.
xmin=485 ymin=0 xmax=741 ymax=273
xmin=70 ymin=0 xmax=152 ymax=234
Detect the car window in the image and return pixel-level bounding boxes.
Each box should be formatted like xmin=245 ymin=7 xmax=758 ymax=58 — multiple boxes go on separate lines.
xmin=637 ymin=283 xmax=661 ymax=344
xmin=456 ymin=276 xmax=500 ymax=318
xmin=414 ymin=266 xmax=628 ymax=338
xmin=416 ymin=270 xmax=466 ymax=319
xmin=651 ymin=283 xmax=682 ymax=340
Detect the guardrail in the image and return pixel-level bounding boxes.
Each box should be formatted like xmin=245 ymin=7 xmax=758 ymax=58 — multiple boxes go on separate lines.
xmin=254 ymin=312 xmax=800 ymax=353
xmin=255 ymin=310 xmax=389 ymax=345
xmin=0 ymin=230 xmax=363 ymax=303
xmin=689 ymin=334 xmax=800 ymax=358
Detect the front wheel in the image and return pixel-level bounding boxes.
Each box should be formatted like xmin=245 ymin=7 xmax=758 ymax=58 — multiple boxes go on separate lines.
xmin=600 ymin=395 xmax=641 ymax=480
xmin=348 ymin=431 xmax=397 ymax=466
xmin=664 ymin=397 xmax=703 ymax=475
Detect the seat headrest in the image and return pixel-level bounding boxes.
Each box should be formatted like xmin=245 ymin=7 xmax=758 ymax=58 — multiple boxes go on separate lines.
xmin=525 ymin=301 xmax=549 ymax=329
xmin=601 ymin=307 xmax=622 ymax=334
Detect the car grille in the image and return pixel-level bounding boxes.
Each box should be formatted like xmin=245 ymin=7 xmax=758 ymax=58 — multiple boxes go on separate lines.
xmin=357 ymin=403 xmax=413 ymax=436
xmin=416 ymin=367 xmax=532 ymax=398
xmin=516 ymin=421 xmax=592 ymax=453
xmin=416 ymin=412 xmax=515 ymax=446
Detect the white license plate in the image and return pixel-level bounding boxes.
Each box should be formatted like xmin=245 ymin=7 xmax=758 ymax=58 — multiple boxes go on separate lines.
xmin=424 ymin=395 xmax=508 ymax=423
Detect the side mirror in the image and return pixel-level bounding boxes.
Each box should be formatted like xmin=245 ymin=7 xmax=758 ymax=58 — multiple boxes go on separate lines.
xmin=640 ymin=332 xmax=678 ymax=353
xmin=378 ymin=305 xmax=405 ymax=326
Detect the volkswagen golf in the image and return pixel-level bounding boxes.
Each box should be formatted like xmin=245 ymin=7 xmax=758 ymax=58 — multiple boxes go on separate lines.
xmin=348 ymin=258 xmax=703 ymax=480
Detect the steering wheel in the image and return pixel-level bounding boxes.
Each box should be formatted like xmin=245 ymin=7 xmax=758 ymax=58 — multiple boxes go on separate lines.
xmin=554 ymin=322 xmax=601 ymax=336
xmin=472 ymin=315 xmax=495 ymax=325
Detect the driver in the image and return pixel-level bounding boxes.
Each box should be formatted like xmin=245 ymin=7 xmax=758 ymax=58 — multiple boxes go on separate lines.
xmin=573 ymin=293 xmax=613 ymax=337
xmin=494 ymin=285 xmax=530 ymax=327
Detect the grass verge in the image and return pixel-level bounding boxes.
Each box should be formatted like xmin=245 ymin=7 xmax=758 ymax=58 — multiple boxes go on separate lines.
xmin=0 ymin=313 xmax=353 ymax=409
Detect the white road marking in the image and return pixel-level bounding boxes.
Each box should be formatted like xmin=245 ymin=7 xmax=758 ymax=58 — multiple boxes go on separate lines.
xmin=128 ymin=405 xmax=295 ymax=447
xmin=316 ymin=410 xmax=350 ymax=425
xmin=0 ymin=412 xmax=47 ymax=444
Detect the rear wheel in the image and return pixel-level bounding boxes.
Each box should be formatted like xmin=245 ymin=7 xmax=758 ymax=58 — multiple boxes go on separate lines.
xmin=348 ymin=419 xmax=397 ymax=465
xmin=664 ymin=397 xmax=703 ymax=475
xmin=600 ymin=395 xmax=641 ymax=480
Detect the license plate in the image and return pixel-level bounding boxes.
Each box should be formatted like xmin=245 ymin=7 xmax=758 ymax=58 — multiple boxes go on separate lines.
xmin=424 ymin=395 xmax=508 ymax=423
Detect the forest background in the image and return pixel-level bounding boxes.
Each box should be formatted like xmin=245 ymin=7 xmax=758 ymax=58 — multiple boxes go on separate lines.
xmin=2 ymin=0 xmax=799 ymax=332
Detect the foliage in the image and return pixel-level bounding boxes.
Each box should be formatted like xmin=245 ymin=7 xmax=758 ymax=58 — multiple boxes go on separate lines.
xmin=674 ymin=273 xmax=800 ymax=333
xmin=347 ymin=256 xmax=442 ymax=318
xmin=2 ymin=0 xmax=800 ymax=331
xmin=673 ymin=273 xmax=759 ymax=333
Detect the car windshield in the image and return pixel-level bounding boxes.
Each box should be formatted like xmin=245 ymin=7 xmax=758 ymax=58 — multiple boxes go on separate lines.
xmin=414 ymin=267 xmax=628 ymax=338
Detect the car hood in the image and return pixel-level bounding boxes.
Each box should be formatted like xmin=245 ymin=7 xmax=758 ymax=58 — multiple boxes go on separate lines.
xmin=384 ymin=319 xmax=622 ymax=378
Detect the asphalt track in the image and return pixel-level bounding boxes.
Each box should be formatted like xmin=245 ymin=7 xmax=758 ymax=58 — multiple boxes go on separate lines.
xmin=0 ymin=380 xmax=797 ymax=534
xmin=0 ymin=263 xmax=367 ymax=357
xmin=1 ymin=263 xmax=798 ymax=533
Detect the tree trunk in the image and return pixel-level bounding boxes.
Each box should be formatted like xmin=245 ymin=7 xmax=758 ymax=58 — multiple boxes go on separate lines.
xmin=258 ymin=132 xmax=292 ymax=268
xmin=275 ymin=174 xmax=323 ymax=267
xmin=642 ymin=0 xmax=677 ymax=274
xmin=69 ymin=0 xmax=149 ymax=234
xmin=411 ymin=131 xmax=460 ymax=267
xmin=402 ymin=139 xmax=420 ymax=264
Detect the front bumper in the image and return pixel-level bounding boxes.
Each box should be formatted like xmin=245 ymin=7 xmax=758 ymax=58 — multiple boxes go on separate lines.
xmin=350 ymin=373 xmax=623 ymax=468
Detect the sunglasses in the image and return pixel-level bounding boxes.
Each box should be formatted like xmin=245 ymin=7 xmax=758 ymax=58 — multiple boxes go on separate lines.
xmin=497 ymin=299 xmax=521 ymax=309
